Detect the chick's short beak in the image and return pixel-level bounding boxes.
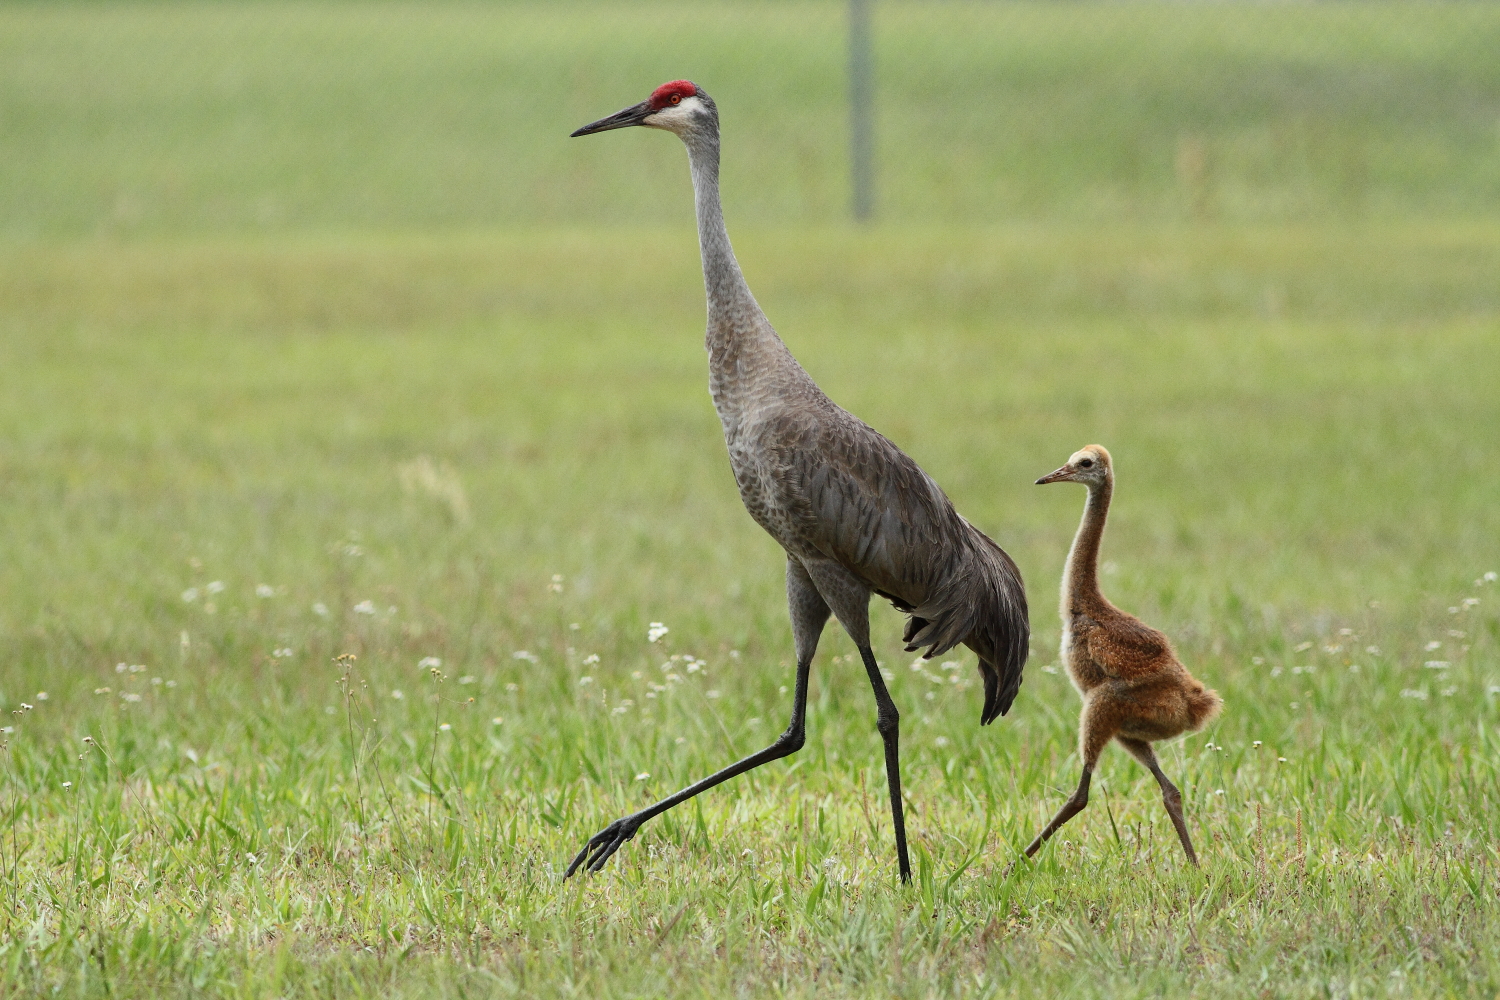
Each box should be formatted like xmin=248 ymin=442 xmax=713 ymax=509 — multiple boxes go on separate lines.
xmin=571 ymin=101 xmax=653 ymax=137
xmin=1035 ymin=466 xmax=1073 ymax=486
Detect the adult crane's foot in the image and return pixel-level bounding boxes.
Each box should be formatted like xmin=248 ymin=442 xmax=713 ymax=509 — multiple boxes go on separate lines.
xmin=565 ymin=816 xmax=643 ymax=877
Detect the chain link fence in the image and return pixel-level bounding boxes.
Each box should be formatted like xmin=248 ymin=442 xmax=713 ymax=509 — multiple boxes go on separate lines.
xmin=1 ymin=2 xmax=1497 ymax=237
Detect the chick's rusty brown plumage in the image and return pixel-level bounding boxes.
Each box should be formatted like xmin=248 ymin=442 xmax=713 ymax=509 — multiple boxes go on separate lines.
xmin=1028 ymin=445 xmax=1221 ymax=865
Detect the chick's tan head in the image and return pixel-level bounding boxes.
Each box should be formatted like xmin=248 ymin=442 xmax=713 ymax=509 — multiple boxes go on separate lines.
xmin=1036 ymin=445 xmax=1112 ymax=487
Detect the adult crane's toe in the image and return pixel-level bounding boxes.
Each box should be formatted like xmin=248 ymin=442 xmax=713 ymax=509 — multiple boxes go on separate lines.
xmin=565 ymin=817 xmax=639 ymax=878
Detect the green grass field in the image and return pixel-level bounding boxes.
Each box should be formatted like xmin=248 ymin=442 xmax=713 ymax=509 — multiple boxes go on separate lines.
xmin=2 ymin=3 xmax=1500 ymax=997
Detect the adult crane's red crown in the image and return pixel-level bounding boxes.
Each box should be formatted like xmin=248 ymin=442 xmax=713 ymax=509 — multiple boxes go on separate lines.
xmin=649 ymin=80 xmax=698 ymax=110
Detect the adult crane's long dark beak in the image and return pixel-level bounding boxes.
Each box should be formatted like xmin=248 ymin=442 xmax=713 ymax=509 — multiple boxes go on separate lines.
xmin=571 ymin=101 xmax=653 ymax=137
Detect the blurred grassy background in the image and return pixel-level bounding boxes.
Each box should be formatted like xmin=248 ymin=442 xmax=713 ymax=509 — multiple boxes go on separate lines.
xmin=3 ymin=1 xmax=1499 ymax=235
xmin=1 ymin=3 xmax=1499 ymax=997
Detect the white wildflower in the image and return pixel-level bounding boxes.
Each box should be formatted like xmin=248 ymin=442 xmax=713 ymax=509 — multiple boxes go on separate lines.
xmin=634 ymin=772 xmax=650 ymax=781
xmin=578 ymin=676 xmax=594 ymax=686
xmin=1424 ymin=661 xmax=1450 ymax=670
xmin=391 ymin=690 xmax=404 ymax=700
xmin=647 ymin=622 xmax=670 ymax=643
xmin=1400 ymin=689 xmax=1429 ymax=700
xmin=1426 ymin=641 xmax=1443 ymax=651
xmin=458 ymin=675 xmax=475 ymax=685
xmin=438 ymin=723 xmax=451 ymax=732
xmin=706 ymin=690 xmax=721 ymax=699
xmin=491 ymin=717 xmax=503 ymax=725
xmin=505 ymin=682 xmax=518 ymax=692
xmin=511 ymin=650 xmax=538 ymax=664
xmin=583 ymin=654 xmax=600 ymax=665
xmin=182 ymin=588 xmax=199 ymax=602
xmin=255 ymin=584 xmax=275 ymax=598
xmin=934 ymin=736 xmax=950 ymax=748
xmin=312 ymin=602 xmax=329 ymax=617
xmin=353 ymin=600 xmax=376 ymax=615
xmin=206 ymin=581 xmax=225 ymax=595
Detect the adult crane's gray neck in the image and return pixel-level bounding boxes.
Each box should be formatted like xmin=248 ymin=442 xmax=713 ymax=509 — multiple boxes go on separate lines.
xmin=681 ymin=123 xmax=797 ymax=397
xmin=683 ymin=129 xmax=756 ymax=334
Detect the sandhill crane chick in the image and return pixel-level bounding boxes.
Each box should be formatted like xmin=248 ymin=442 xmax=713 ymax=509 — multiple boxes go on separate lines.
xmin=1028 ymin=446 xmax=1222 ymax=865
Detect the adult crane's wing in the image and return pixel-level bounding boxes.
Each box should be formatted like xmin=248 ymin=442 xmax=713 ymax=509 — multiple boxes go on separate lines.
xmin=764 ymin=404 xmax=1029 ymax=722
xmin=766 ymin=404 xmax=958 ymax=605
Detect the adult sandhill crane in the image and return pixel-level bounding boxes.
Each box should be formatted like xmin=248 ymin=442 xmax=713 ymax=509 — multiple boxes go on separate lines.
xmin=1027 ymin=446 xmax=1221 ymax=864
xmin=565 ymin=81 xmax=1029 ymax=882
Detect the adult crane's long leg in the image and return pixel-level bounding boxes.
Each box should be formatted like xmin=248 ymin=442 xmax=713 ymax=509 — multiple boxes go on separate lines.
xmin=565 ymin=559 xmax=830 ymax=877
xmin=857 ymin=645 xmax=912 ymax=883
xmin=801 ymin=558 xmax=912 ymax=883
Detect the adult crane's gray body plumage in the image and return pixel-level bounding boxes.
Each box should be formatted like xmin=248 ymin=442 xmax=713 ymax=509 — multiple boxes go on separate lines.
xmin=566 ymin=82 xmax=1029 ymax=882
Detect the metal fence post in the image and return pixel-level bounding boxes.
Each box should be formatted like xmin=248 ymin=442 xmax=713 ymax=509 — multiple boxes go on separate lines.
xmin=849 ymin=0 xmax=874 ymax=221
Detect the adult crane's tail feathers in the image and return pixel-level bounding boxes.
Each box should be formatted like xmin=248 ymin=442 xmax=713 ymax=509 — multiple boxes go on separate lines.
xmin=899 ymin=531 xmax=1029 ymax=725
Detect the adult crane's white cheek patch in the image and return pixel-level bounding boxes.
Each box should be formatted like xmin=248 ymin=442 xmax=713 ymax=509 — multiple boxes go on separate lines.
xmin=644 ymin=97 xmax=706 ymax=133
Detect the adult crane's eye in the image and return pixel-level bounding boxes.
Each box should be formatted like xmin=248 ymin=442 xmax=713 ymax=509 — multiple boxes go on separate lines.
xmin=670 ymin=94 xmax=682 ymax=105
xmin=1079 ymin=459 xmax=1094 ymax=468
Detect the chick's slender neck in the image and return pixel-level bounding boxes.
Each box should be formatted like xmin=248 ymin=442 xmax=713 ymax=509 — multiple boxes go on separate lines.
xmin=680 ymin=119 xmax=808 ymax=423
xmin=1062 ymin=474 xmax=1113 ymax=615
